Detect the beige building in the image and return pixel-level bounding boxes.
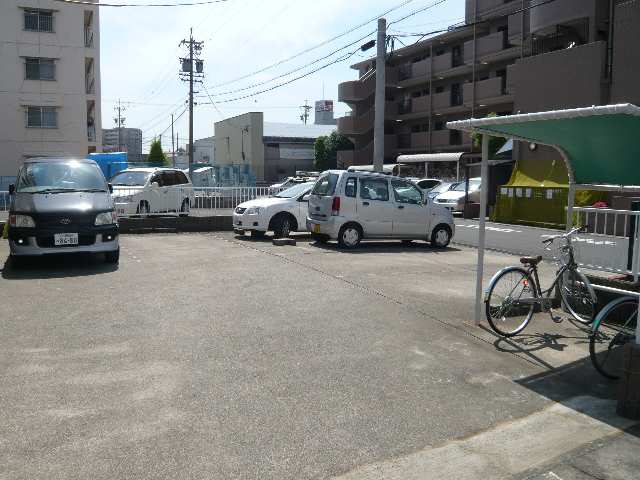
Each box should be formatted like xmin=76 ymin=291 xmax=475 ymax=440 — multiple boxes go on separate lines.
xmin=214 ymin=112 xmax=335 ymax=183
xmin=0 ymin=0 xmax=102 ymax=177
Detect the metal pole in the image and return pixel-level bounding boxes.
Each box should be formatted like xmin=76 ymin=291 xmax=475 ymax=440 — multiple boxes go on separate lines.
xmin=373 ymin=17 xmax=386 ymax=173
xmin=567 ymin=182 xmax=576 ymax=232
xmin=171 ymin=114 xmax=175 ymax=168
xmin=474 ymin=134 xmax=490 ymax=325
xmin=189 ymin=27 xmax=194 ymax=176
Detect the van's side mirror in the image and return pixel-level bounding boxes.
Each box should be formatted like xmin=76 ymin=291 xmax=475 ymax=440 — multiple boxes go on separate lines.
xmin=151 ymin=182 xmax=160 ymax=189
xmin=8 ymin=184 xmax=15 ymax=195
xmin=108 ymin=183 xmax=113 ymax=194
xmin=300 ymin=194 xmax=310 ymax=202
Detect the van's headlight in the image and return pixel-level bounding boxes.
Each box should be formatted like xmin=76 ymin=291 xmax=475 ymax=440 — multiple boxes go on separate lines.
xmin=245 ymin=207 xmax=262 ymax=215
xmin=9 ymin=214 xmax=35 ymax=228
xmin=95 ymin=211 xmax=118 ymax=226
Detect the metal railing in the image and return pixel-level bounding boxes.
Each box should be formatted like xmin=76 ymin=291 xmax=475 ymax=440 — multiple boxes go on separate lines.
xmin=571 ymin=207 xmax=640 ymax=280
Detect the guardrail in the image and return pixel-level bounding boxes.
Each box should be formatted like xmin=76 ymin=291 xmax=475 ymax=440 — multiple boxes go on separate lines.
xmin=0 ymin=187 xmax=277 ymax=217
xmin=572 ymin=207 xmax=640 ymax=280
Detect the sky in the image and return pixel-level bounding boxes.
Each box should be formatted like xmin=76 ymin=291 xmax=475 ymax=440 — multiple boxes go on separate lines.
xmin=98 ymin=0 xmax=466 ymax=152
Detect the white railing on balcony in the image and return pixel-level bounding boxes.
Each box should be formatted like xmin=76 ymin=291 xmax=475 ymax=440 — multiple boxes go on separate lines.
xmin=85 ymin=28 xmax=94 ymax=48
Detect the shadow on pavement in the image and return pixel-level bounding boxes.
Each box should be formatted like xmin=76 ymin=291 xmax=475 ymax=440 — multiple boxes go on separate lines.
xmin=309 ymin=239 xmax=461 ymax=254
xmin=2 ymin=253 xmax=118 ymax=280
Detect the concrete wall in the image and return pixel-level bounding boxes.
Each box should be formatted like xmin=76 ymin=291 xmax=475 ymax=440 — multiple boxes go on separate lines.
xmin=264 ymin=142 xmax=315 ymax=183
xmin=193 ymin=137 xmax=215 ymax=164
xmin=611 ymin=0 xmax=640 ymax=106
xmin=0 ymin=0 xmax=101 ymax=176
xmin=103 ymin=128 xmax=142 ymax=159
xmin=214 ymin=112 xmax=264 ymax=181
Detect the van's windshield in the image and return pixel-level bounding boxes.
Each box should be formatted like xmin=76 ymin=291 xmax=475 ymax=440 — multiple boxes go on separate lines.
xmin=16 ymin=161 xmax=108 ymax=194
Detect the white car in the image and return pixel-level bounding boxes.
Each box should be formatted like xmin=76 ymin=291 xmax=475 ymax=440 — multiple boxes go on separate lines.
xmin=110 ymin=168 xmax=195 ymax=217
xmin=306 ymin=170 xmax=455 ymax=249
xmin=233 ymin=182 xmax=315 ymax=238
xmin=434 ymin=177 xmax=481 ymax=212
xmin=414 ymin=178 xmax=442 ymax=192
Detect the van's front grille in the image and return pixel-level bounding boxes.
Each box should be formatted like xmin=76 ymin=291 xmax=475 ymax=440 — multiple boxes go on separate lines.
xmin=36 ymin=235 xmax=96 ymax=248
xmin=35 ymin=213 xmax=95 ymax=228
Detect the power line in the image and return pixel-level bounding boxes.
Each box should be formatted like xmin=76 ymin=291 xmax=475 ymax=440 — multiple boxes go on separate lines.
xmin=208 ymin=0 xmax=424 ymax=88
xmin=54 ymin=0 xmax=232 ymax=7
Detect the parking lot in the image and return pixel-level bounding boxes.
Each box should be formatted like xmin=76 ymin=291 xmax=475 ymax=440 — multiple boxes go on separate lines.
xmin=0 ymin=233 xmax=634 ymax=479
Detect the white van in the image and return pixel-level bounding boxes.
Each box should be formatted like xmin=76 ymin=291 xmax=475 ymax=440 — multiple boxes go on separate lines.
xmin=306 ymin=170 xmax=455 ymax=249
xmin=110 ymin=168 xmax=195 ymax=217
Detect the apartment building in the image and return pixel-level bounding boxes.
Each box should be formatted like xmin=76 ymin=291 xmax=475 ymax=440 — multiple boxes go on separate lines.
xmin=103 ymin=128 xmax=143 ymax=162
xmin=337 ymin=0 xmax=640 ymax=183
xmin=0 ymin=0 xmax=102 ymax=177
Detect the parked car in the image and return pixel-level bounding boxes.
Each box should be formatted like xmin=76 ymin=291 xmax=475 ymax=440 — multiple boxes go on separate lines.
xmin=427 ymin=181 xmax=460 ymax=199
xmin=306 ymin=170 xmax=455 ymax=249
xmin=414 ymin=178 xmax=442 ymax=192
xmin=233 ymin=181 xmax=315 ymax=238
xmin=7 ymin=157 xmax=120 ymax=264
xmin=270 ymin=175 xmax=318 ymax=193
xmin=110 ymin=168 xmax=195 ymax=217
xmin=433 ymin=178 xmax=481 ymax=212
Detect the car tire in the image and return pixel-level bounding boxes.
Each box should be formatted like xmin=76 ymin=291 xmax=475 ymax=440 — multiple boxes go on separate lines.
xmin=311 ymin=233 xmax=328 ymax=244
xmin=338 ymin=224 xmax=362 ymax=249
xmin=430 ymin=224 xmax=452 ymax=248
xmin=179 ymin=198 xmax=190 ymax=217
xmin=137 ymin=201 xmax=150 ymax=217
xmin=250 ymin=230 xmax=266 ymax=239
xmin=105 ymin=248 xmax=120 ymax=264
xmin=272 ymin=214 xmax=295 ymax=238
xmin=10 ymin=255 xmax=25 ymax=269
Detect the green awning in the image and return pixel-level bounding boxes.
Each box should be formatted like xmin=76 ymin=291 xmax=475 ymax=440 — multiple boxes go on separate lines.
xmin=447 ymin=104 xmax=640 ymax=187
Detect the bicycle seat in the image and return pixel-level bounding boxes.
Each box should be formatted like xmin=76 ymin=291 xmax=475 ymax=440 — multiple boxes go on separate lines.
xmin=520 ymin=255 xmax=542 ymax=266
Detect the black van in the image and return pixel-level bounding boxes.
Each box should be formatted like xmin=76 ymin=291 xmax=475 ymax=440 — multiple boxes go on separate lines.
xmin=7 ymin=157 xmax=119 ymax=264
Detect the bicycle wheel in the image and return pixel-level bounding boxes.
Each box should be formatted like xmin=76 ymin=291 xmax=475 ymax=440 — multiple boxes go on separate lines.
xmin=485 ymin=267 xmax=538 ymax=337
xmin=560 ymin=268 xmax=596 ymax=324
xmin=589 ymin=297 xmax=637 ymax=380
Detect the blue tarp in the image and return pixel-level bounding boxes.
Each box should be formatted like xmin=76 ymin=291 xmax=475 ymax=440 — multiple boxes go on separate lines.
xmin=88 ymin=152 xmax=128 ymax=180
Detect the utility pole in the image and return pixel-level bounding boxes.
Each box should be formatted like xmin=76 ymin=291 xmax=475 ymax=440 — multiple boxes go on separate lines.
xmin=171 ymin=114 xmax=175 ymax=168
xmin=373 ymin=18 xmax=387 ymax=173
xmin=179 ymin=28 xmax=204 ymax=175
xmin=299 ymin=100 xmax=311 ymax=125
xmin=114 ymin=99 xmax=126 ymax=152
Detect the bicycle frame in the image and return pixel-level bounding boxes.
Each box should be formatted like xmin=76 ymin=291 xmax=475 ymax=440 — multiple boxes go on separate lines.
xmin=520 ymin=262 xmax=573 ymax=310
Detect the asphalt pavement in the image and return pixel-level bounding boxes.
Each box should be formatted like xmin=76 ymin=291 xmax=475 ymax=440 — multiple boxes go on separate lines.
xmin=0 ymin=233 xmax=637 ymax=479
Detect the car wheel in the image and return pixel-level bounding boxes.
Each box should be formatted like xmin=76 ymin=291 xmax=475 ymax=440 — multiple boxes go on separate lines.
xmin=311 ymin=233 xmax=328 ymax=244
xmin=338 ymin=224 xmax=362 ymax=249
xmin=179 ymin=198 xmax=190 ymax=217
xmin=250 ymin=230 xmax=266 ymax=239
xmin=272 ymin=214 xmax=294 ymax=238
xmin=137 ymin=201 xmax=150 ymax=217
xmin=105 ymin=248 xmax=120 ymax=264
xmin=430 ymin=225 xmax=451 ymax=248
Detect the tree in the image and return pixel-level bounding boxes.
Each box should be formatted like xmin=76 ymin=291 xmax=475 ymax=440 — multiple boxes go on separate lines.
xmin=147 ymin=139 xmax=168 ymax=166
xmin=471 ymin=112 xmax=507 ymax=158
xmin=314 ymin=132 xmax=353 ymax=170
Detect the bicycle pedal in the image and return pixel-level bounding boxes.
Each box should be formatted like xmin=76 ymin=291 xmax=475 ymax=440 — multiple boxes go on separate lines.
xmin=551 ymin=315 xmax=563 ymax=323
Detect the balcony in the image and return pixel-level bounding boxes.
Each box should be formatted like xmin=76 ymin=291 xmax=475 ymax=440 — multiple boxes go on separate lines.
xmin=338 ymin=135 xmax=398 ymax=167
xmin=337 ymin=102 xmax=397 ymax=136
xmin=529 ymin=0 xmax=595 ymax=37
xmin=463 ymin=76 xmax=509 ymax=106
xmin=433 ymin=52 xmax=452 ymax=74
xmin=399 ymin=58 xmax=431 ymax=82
xmin=432 ymin=91 xmax=451 ymax=110
xmin=432 ymin=129 xmax=472 ymax=150
xmin=466 ymin=0 xmax=521 ymax=23
xmin=338 ymin=68 xmax=398 ymax=104
xmin=464 ymin=31 xmax=507 ymax=64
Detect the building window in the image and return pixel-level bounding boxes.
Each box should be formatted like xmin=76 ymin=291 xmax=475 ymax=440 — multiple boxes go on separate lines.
xmin=25 ymin=58 xmax=55 ymax=81
xmin=26 ymin=107 xmax=58 ymax=128
xmin=24 ymin=9 xmax=54 ymax=33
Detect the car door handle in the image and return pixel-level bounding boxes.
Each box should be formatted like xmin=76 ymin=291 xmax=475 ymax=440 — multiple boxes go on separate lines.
xmin=397 ymin=205 xmax=405 ymax=209
xmin=362 ymin=202 xmax=370 ymax=206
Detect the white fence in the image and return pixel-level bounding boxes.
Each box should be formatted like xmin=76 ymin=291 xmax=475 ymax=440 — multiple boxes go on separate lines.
xmin=0 ymin=187 xmax=276 ymax=217
xmin=571 ymin=207 xmax=640 ymax=280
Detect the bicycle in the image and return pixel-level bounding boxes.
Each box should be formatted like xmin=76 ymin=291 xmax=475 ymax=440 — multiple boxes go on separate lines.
xmin=485 ymin=226 xmax=597 ymax=337
xmin=589 ymin=296 xmax=638 ymax=380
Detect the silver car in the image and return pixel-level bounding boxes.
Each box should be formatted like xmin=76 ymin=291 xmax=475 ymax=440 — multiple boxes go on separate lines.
xmin=7 ymin=157 xmax=120 ymax=264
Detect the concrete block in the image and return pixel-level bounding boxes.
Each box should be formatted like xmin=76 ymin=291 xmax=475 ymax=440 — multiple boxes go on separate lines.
xmin=272 ymin=238 xmax=296 ymax=246
xmin=617 ymin=342 xmax=640 ymax=420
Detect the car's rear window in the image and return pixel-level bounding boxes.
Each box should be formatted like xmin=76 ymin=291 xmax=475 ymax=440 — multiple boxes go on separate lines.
xmin=312 ymin=173 xmax=338 ymax=196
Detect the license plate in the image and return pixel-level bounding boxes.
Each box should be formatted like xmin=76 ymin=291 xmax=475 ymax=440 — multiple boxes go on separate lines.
xmin=54 ymin=233 xmax=78 ymax=246
xmin=117 ymin=208 xmax=126 ymax=215
xmin=313 ymin=224 xmax=321 ymax=234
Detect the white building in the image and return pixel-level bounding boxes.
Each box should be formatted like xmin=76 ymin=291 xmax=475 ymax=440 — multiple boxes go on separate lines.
xmin=0 ymin=0 xmax=102 ymax=176
xmin=194 ymin=136 xmax=214 ymax=164
xmin=103 ymin=128 xmax=142 ymax=161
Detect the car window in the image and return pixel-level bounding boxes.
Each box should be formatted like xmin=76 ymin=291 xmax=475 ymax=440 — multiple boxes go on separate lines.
xmin=161 ymin=171 xmax=176 ymax=187
xmin=312 ymin=173 xmax=338 ymax=196
xmin=150 ymin=173 xmax=162 ymax=187
xmin=345 ymin=177 xmax=357 ymax=197
xmin=175 ymin=171 xmax=189 ymax=185
xmin=418 ymin=179 xmax=440 ymax=189
xmin=391 ymin=180 xmax=423 ymax=205
xmin=360 ymin=178 xmax=389 ymax=201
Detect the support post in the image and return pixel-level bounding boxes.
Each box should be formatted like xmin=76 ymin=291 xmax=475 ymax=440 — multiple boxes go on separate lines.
xmin=567 ymin=183 xmax=576 ymax=232
xmin=373 ymin=18 xmax=386 ymax=174
xmin=474 ymin=134 xmax=490 ymax=325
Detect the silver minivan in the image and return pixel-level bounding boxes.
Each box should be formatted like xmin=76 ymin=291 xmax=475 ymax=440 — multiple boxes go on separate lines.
xmin=7 ymin=157 xmax=120 ymax=264
xmin=306 ymin=170 xmax=455 ymax=249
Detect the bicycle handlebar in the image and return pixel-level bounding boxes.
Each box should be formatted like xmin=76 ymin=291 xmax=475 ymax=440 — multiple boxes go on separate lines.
xmin=541 ymin=225 xmax=588 ymax=246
